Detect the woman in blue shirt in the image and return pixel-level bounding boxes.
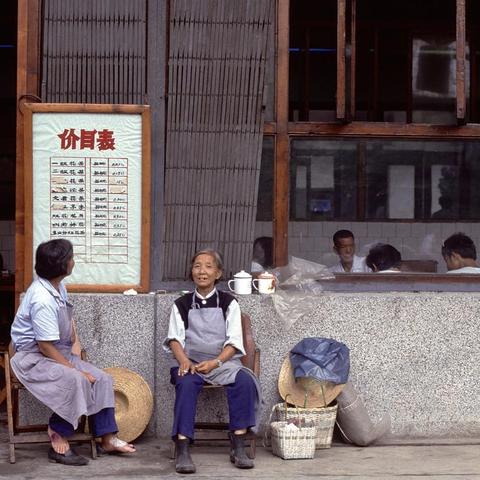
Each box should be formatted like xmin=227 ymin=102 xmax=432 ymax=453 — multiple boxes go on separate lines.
xmin=10 ymin=239 xmax=136 ymax=466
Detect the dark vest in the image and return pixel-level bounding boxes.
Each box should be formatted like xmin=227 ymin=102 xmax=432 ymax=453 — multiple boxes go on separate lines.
xmin=174 ymin=290 xmax=236 ymax=330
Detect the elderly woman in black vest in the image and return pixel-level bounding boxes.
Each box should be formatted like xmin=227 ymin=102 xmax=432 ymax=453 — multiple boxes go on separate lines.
xmin=164 ymin=249 xmax=260 ymax=474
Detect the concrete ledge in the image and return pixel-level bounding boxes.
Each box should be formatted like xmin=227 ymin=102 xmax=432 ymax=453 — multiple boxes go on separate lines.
xmin=19 ymin=291 xmax=480 ymax=439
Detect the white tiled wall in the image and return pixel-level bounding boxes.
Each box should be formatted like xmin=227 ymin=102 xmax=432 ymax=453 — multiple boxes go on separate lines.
xmin=255 ymin=221 xmax=480 ymax=273
xmin=0 ymin=221 xmax=15 ymax=271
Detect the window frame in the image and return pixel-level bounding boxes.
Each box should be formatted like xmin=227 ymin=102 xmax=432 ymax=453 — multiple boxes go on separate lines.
xmin=267 ymin=0 xmax=480 ymax=286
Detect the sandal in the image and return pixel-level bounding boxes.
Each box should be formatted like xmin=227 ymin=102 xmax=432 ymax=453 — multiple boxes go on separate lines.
xmin=98 ymin=436 xmax=136 ymax=455
xmin=48 ymin=447 xmax=89 ymax=466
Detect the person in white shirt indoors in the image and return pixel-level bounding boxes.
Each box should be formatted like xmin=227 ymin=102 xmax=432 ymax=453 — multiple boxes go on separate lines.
xmin=330 ymin=229 xmax=370 ymax=273
xmin=442 ymin=232 xmax=480 ymax=274
xmin=366 ymin=243 xmax=402 ymax=273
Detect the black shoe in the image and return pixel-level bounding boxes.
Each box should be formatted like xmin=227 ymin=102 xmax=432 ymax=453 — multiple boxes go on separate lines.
xmin=48 ymin=447 xmax=89 ymax=466
xmin=175 ymin=438 xmax=196 ymax=474
xmin=229 ymin=432 xmax=254 ymax=469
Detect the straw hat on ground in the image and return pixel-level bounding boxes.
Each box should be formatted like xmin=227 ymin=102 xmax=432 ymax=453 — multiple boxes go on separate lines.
xmin=104 ymin=367 xmax=153 ymax=442
xmin=278 ymin=357 xmax=345 ymax=408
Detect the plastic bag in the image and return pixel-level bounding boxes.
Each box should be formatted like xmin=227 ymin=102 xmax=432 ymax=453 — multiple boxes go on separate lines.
xmin=271 ymin=257 xmax=334 ymax=329
xmin=290 ymin=337 xmax=350 ymax=385
xmin=273 ymin=256 xmax=334 ymax=292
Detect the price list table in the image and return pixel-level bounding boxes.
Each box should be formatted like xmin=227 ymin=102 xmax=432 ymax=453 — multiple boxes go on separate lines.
xmin=50 ymin=157 xmax=129 ymax=264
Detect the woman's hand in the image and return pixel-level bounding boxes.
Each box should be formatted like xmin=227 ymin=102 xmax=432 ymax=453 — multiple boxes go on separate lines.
xmin=81 ymin=371 xmax=96 ymax=383
xmin=178 ymin=360 xmax=196 ymax=376
xmin=195 ymin=360 xmax=218 ymax=374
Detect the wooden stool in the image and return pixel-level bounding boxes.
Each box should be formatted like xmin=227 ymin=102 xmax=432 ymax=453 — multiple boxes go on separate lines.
xmin=3 ymin=347 xmax=97 ymax=463
xmin=0 ymin=344 xmax=7 ymax=407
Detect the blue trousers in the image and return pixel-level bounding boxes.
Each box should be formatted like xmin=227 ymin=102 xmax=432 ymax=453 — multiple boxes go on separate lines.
xmin=170 ymin=367 xmax=256 ymax=440
xmin=49 ymin=407 xmax=118 ymax=438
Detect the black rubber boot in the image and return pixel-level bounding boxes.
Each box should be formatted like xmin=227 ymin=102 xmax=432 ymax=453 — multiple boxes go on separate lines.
xmin=175 ymin=438 xmax=196 ymax=474
xmin=229 ymin=432 xmax=254 ymax=469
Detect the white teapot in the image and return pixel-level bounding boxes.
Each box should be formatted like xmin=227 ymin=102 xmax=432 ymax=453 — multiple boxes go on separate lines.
xmin=228 ymin=270 xmax=252 ymax=295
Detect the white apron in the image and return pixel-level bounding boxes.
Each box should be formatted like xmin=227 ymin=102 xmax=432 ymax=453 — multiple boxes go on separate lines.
xmin=10 ymin=287 xmax=114 ymax=429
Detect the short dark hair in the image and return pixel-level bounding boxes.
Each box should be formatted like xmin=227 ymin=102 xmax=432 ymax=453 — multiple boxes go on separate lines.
xmin=35 ymin=239 xmax=73 ymax=280
xmin=442 ymin=233 xmax=476 ymax=260
xmin=366 ymin=243 xmax=401 ymax=271
xmin=189 ymin=249 xmax=224 ymax=283
xmin=253 ymin=236 xmax=273 ymax=268
xmin=333 ymin=229 xmax=354 ymax=246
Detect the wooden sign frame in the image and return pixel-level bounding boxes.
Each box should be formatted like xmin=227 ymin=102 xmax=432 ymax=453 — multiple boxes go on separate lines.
xmin=23 ymin=103 xmax=151 ymax=293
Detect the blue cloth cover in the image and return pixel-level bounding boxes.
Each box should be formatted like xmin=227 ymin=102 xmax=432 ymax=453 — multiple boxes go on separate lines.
xmin=290 ymin=337 xmax=350 ymax=385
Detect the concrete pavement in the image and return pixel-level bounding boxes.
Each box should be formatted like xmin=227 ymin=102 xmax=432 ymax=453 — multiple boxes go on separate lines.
xmin=1 ymin=432 xmax=480 ymax=480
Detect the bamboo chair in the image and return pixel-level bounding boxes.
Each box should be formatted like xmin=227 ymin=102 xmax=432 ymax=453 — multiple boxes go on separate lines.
xmin=4 ymin=343 xmax=97 ymax=463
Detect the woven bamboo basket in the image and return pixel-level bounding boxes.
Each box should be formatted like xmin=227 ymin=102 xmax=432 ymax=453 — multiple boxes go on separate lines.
xmin=273 ymin=402 xmax=337 ymax=449
xmin=270 ymin=421 xmax=316 ymax=460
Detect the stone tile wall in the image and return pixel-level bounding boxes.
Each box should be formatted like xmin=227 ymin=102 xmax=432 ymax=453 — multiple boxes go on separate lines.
xmin=18 ymin=291 xmax=480 ymax=440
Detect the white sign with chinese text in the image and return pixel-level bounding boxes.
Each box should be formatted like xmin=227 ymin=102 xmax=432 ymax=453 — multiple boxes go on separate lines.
xmin=32 ymin=112 xmax=143 ymax=285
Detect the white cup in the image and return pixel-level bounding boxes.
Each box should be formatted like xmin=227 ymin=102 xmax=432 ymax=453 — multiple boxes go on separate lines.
xmin=252 ymin=272 xmax=276 ymax=294
xmin=228 ymin=270 xmax=253 ymax=295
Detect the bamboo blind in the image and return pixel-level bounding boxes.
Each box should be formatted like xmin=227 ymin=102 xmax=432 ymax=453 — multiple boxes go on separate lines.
xmin=164 ymin=0 xmax=273 ymax=279
xmin=41 ymin=0 xmax=147 ymax=104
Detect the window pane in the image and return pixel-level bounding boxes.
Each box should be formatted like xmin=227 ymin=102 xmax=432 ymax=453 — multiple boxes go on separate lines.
xmin=291 ymin=139 xmax=357 ymax=220
xmin=411 ymin=35 xmax=464 ymax=124
xmin=356 ymin=0 xmax=456 ymax=123
xmin=289 ymin=0 xmax=337 ymax=121
xmin=286 ymin=138 xmax=480 ymax=273
xmin=364 ymin=140 xmax=467 ymax=220
xmin=388 ymin=165 xmax=415 ymax=219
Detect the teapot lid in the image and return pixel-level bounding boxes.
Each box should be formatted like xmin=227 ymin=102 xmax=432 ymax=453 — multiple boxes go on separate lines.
xmin=234 ymin=270 xmax=252 ymax=279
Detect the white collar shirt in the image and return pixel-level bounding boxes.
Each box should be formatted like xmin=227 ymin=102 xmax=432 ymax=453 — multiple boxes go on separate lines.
xmin=330 ymin=255 xmax=370 ymax=273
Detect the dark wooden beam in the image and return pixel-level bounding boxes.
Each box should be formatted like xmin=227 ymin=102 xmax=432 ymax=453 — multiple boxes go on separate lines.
xmin=350 ymin=0 xmax=356 ymax=120
xmin=147 ymin=0 xmax=167 ymax=287
xmin=274 ymin=0 xmax=289 ymax=266
xmin=336 ymin=0 xmax=346 ymax=120
xmin=286 ymin=121 xmax=480 ymax=138
xmin=16 ymin=0 xmax=41 ymax=303
xmin=456 ymin=0 xmax=466 ymax=123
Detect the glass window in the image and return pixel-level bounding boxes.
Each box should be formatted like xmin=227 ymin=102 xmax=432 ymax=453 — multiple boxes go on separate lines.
xmin=285 ymin=138 xmax=480 ymax=272
xmin=356 ymin=0 xmax=456 ymax=124
xmin=289 ymin=0 xmax=337 ymax=121
xmin=411 ymin=34 xmax=463 ymax=124
xmin=289 ymin=138 xmax=480 ymax=222
xmin=290 ymin=139 xmax=357 ymax=220
xmin=364 ymin=140 xmax=469 ymax=220
xmin=289 ymin=0 xmax=462 ymax=124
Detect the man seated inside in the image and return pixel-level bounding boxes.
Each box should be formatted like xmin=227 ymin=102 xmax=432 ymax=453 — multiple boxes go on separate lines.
xmin=366 ymin=244 xmax=402 ymax=273
xmin=442 ymin=232 xmax=480 ymax=274
xmin=330 ymin=230 xmax=370 ymax=273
